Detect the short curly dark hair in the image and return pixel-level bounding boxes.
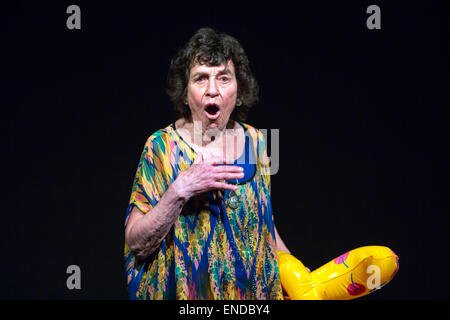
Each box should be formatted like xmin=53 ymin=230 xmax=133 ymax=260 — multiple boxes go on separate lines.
xmin=166 ymin=27 xmax=259 ymax=122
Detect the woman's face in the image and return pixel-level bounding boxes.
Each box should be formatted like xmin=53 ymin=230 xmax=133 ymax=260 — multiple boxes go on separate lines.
xmin=186 ymin=60 xmax=238 ymax=133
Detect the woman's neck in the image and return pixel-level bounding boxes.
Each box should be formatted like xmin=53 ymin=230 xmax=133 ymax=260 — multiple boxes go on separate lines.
xmin=175 ymin=117 xmax=245 ymax=161
xmin=175 ymin=117 xmax=239 ymax=147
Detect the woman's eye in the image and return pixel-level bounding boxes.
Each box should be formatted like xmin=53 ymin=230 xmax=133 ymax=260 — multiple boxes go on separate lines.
xmin=220 ymin=77 xmax=229 ymax=82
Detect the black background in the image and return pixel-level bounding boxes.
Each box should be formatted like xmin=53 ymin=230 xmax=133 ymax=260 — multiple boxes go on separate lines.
xmin=2 ymin=1 xmax=448 ymax=300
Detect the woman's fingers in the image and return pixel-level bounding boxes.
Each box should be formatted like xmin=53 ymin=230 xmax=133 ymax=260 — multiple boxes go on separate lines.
xmin=216 ymin=171 xmax=244 ymax=180
xmin=214 ymin=164 xmax=244 ymax=172
xmin=213 ymin=165 xmax=244 ymax=174
xmin=186 ymin=154 xmax=245 ymax=193
xmin=212 ymin=181 xmax=239 ymax=191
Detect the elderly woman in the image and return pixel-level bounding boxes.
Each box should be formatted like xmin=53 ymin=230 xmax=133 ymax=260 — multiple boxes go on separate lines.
xmin=124 ymin=27 xmax=291 ymax=300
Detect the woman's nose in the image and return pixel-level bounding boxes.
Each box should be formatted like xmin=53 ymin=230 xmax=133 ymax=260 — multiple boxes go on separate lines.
xmin=206 ymin=79 xmax=219 ymax=97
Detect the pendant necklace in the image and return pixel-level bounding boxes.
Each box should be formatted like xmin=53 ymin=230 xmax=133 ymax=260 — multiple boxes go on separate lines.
xmin=226 ymin=179 xmax=242 ymax=209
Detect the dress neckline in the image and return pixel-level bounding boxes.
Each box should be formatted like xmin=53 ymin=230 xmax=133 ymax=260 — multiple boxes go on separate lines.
xmin=170 ymin=122 xmax=256 ymax=185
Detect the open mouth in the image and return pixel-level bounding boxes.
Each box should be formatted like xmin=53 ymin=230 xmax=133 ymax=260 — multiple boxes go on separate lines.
xmin=204 ymin=104 xmax=221 ymax=119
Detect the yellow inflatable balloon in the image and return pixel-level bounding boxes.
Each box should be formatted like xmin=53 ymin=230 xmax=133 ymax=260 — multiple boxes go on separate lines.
xmin=277 ymin=246 xmax=399 ymax=300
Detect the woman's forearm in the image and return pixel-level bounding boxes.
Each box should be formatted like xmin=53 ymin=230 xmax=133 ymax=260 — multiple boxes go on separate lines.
xmin=125 ymin=154 xmax=243 ymax=261
xmin=126 ymin=181 xmax=188 ymax=260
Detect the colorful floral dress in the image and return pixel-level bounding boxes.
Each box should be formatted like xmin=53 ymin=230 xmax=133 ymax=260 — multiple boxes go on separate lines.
xmin=124 ymin=122 xmax=283 ymax=300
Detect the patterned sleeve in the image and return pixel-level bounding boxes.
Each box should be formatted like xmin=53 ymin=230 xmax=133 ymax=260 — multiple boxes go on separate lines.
xmin=125 ymin=135 xmax=167 ymax=226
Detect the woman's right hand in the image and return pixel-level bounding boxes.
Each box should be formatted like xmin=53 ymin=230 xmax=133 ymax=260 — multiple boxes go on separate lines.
xmin=172 ymin=153 xmax=244 ymax=201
